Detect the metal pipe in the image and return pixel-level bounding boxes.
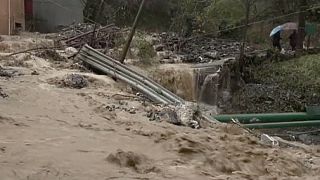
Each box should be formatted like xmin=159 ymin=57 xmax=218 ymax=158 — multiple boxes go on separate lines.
xmin=244 ymin=120 xmax=320 ymax=129
xmin=82 ymin=45 xmax=184 ymax=104
xmin=120 ymin=0 xmax=146 ymax=63
xmin=78 ymin=50 xmax=173 ymax=103
xmin=77 ymin=53 xmax=171 ymax=104
xmin=78 ymin=52 xmax=173 ymax=104
xmin=83 ymin=48 xmax=183 ymax=104
xmin=213 ymin=112 xmax=320 ymax=124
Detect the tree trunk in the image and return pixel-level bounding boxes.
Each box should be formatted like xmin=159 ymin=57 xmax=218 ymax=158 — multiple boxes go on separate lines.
xmin=239 ymin=0 xmax=251 ymax=73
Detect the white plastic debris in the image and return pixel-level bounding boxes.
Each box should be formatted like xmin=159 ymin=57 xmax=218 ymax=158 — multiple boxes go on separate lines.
xmin=260 ymin=134 xmax=279 ymax=147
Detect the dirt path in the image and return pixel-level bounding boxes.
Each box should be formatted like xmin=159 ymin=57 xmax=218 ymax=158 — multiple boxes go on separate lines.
xmin=1 ymin=38 xmax=320 ymax=179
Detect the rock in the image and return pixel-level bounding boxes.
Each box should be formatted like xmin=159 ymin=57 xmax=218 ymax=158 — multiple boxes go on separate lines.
xmin=31 ymin=70 xmax=39 ymax=75
xmin=106 ymin=105 xmax=115 ymax=112
xmin=0 ymin=88 xmax=8 ymax=98
xmin=0 ymin=66 xmax=16 ymax=77
xmin=204 ymin=51 xmax=219 ymax=60
xmin=65 ymin=47 xmax=78 ymax=56
xmin=159 ymin=58 xmax=175 ymax=64
xmin=63 ymin=74 xmax=89 ymax=89
xmin=129 ymin=108 xmax=136 ymax=114
xmin=156 ymin=51 xmax=171 ymax=59
xmin=154 ymin=44 xmax=165 ymax=51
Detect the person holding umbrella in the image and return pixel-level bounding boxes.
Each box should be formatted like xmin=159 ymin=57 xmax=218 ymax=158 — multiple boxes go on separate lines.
xmin=289 ymin=30 xmax=298 ymax=51
xmin=270 ymin=25 xmax=283 ymax=51
xmin=272 ymin=31 xmax=282 ymax=51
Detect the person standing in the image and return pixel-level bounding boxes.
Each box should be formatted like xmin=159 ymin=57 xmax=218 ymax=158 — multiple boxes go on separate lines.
xmin=289 ymin=30 xmax=298 ymax=51
xmin=272 ymin=31 xmax=282 ymax=51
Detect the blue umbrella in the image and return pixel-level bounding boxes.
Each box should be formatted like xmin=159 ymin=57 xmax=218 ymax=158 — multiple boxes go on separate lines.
xmin=270 ymin=25 xmax=283 ymax=37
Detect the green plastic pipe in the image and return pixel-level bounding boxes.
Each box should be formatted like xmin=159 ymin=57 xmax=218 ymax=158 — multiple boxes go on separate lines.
xmin=244 ymin=120 xmax=320 ymax=129
xmin=213 ymin=113 xmax=320 ymax=124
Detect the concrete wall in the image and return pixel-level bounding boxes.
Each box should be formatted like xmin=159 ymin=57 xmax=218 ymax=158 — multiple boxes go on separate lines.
xmin=33 ymin=0 xmax=84 ymax=33
xmin=0 ymin=0 xmax=25 ymax=35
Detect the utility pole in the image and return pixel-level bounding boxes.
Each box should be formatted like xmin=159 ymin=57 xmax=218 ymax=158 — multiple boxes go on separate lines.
xmin=120 ymin=0 xmax=146 ymax=64
xmin=297 ymin=0 xmax=307 ymax=50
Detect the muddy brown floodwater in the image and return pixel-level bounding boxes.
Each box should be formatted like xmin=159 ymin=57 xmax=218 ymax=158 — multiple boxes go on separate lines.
xmin=0 ymin=36 xmax=320 ymax=180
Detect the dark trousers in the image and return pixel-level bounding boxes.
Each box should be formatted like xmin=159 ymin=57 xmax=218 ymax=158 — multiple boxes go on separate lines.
xmin=273 ymin=41 xmax=281 ymax=51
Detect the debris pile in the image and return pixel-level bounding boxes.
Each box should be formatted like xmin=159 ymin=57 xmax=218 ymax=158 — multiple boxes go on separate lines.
xmin=37 ymin=50 xmax=67 ymax=62
xmin=145 ymin=102 xmax=204 ymax=128
xmin=57 ymin=23 xmax=96 ymax=38
xmin=0 ymin=66 xmax=18 ymax=77
xmin=57 ymin=23 xmax=120 ymax=49
xmin=155 ymin=33 xmax=255 ymax=63
xmin=48 ymin=74 xmax=89 ymax=89
xmin=0 ymin=87 xmax=8 ymax=98
xmin=63 ymin=74 xmax=89 ymax=89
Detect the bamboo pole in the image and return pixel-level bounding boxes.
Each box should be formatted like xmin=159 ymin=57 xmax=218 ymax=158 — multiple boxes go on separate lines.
xmin=120 ymin=0 xmax=146 ymax=63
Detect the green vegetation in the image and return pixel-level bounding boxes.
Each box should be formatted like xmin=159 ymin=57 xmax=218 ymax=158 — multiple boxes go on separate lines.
xmin=253 ymin=54 xmax=320 ymax=100
xmin=136 ymin=39 xmax=156 ymax=65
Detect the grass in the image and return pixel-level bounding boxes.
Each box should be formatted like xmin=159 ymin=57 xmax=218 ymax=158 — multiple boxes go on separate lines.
xmin=254 ymin=54 xmax=320 ymax=94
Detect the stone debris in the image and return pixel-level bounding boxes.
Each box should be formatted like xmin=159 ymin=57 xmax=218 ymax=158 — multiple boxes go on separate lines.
xmin=0 ymin=87 xmax=8 ymax=98
xmin=48 ymin=74 xmax=89 ymax=89
xmin=57 ymin=23 xmax=96 ymax=39
xmin=155 ymin=33 xmax=255 ymax=63
xmin=63 ymin=74 xmax=89 ymax=89
xmin=0 ymin=66 xmax=17 ymax=77
xmin=31 ymin=70 xmax=40 ymax=75
xmin=144 ymin=102 xmax=202 ymax=129
xmin=57 ymin=23 xmax=120 ymax=49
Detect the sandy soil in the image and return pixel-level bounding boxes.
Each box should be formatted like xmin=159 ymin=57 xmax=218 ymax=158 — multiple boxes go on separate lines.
xmin=1 ymin=37 xmax=320 ymax=180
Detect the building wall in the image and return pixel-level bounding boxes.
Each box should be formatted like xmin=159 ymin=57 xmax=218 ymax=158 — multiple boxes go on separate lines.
xmin=0 ymin=0 xmax=25 ymax=35
xmin=0 ymin=0 xmax=9 ymax=35
xmin=33 ymin=0 xmax=84 ymax=33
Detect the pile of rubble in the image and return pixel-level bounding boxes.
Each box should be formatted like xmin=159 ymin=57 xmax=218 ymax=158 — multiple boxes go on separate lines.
xmin=0 ymin=87 xmax=8 ymax=98
xmin=57 ymin=23 xmax=96 ymax=39
xmin=155 ymin=33 xmax=255 ymax=64
xmin=48 ymin=74 xmax=89 ymax=89
xmin=0 ymin=66 xmax=18 ymax=78
xmin=57 ymin=23 xmax=120 ymax=49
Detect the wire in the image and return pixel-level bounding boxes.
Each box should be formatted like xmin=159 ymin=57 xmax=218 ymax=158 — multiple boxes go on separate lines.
xmin=213 ymin=3 xmax=320 ymax=34
xmin=41 ymin=0 xmax=320 ymax=35
xmin=184 ymin=3 xmax=320 ymax=42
